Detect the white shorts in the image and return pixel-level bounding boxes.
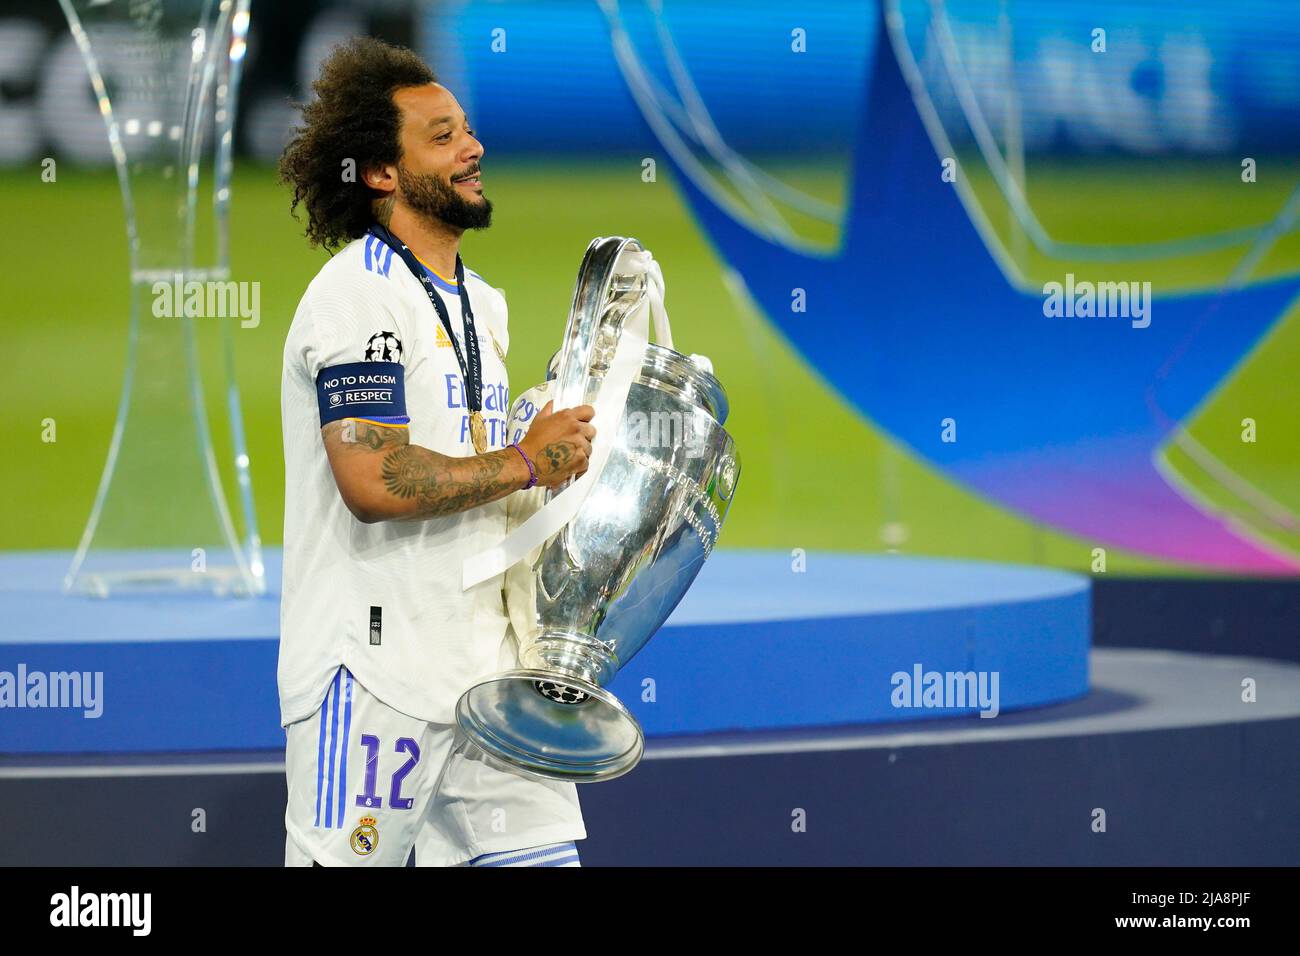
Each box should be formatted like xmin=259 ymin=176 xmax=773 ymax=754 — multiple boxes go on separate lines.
xmin=284 ymin=665 xmax=586 ymax=866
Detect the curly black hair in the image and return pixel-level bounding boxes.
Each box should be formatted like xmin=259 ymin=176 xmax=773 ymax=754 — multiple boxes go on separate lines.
xmin=279 ymin=37 xmax=436 ymax=250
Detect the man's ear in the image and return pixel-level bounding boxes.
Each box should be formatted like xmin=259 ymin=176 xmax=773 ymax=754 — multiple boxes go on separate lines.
xmin=363 ymin=163 xmax=397 ymax=196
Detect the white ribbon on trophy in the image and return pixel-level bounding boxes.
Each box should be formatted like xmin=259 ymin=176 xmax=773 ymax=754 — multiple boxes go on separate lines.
xmin=462 ymin=248 xmax=672 ymax=590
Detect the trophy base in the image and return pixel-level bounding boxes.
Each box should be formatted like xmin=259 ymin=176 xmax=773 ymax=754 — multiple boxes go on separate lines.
xmin=64 ymin=565 xmax=266 ymax=598
xmin=455 ymin=669 xmax=644 ymax=783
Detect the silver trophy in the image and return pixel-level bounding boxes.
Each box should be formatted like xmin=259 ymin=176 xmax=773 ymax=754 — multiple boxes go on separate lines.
xmin=58 ymin=0 xmax=264 ymax=597
xmin=455 ymin=237 xmax=740 ymax=782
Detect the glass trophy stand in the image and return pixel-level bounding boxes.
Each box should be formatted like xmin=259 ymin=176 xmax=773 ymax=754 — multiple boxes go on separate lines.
xmin=59 ymin=0 xmax=264 ymax=597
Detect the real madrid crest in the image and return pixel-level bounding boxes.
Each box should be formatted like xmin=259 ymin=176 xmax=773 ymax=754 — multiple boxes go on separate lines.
xmin=350 ymin=816 xmax=379 ymax=856
xmin=489 ymin=329 xmax=506 ymax=364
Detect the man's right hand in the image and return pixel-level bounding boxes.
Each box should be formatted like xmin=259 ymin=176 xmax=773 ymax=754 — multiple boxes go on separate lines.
xmin=518 ymin=400 xmax=596 ymax=489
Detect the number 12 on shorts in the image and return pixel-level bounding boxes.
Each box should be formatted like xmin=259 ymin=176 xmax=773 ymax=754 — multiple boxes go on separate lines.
xmin=355 ymin=735 xmax=420 ymax=810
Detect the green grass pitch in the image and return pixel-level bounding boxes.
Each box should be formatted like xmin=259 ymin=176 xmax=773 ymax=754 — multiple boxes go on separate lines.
xmin=1 ymin=155 xmax=1296 ymax=574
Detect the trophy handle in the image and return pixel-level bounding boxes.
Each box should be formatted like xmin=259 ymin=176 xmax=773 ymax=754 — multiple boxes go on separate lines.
xmin=461 ymin=239 xmax=669 ymax=591
xmin=560 ymin=524 xmax=584 ymax=572
xmin=536 ymin=525 xmax=583 ymax=604
xmin=553 ymin=236 xmax=628 ymax=412
xmin=552 ymin=236 xmax=672 ymax=413
xmin=544 ymin=234 xmax=671 ymax=509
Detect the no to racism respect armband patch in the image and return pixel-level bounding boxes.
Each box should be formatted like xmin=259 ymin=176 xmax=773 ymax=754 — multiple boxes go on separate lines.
xmin=316 ymin=361 xmax=409 ymax=426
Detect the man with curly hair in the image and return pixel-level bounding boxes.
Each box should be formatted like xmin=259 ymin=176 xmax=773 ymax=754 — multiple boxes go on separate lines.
xmin=277 ymin=37 xmax=594 ymax=867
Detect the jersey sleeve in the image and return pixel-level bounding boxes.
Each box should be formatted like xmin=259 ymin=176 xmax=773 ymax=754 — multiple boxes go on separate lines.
xmin=301 ymin=275 xmax=412 ymax=428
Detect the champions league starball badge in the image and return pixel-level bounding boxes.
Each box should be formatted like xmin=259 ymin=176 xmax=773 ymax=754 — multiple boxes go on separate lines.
xmin=364 ymin=331 xmax=403 ymax=363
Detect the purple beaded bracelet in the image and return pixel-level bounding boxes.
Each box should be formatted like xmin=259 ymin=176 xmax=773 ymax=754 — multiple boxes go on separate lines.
xmin=510 ymin=441 xmax=539 ymax=489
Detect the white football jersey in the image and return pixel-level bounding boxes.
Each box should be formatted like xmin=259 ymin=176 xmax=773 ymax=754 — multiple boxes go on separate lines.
xmin=279 ymin=233 xmax=516 ymax=727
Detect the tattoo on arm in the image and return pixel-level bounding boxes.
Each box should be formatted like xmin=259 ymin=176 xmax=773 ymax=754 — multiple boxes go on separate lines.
xmin=380 ymin=445 xmax=519 ymax=518
xmin=340 ymin=419 xmax=409 ymax=451
xmin=323 ymin=419 xmax=521 ymax=520
xmin=540 ymin=442 xmax=573 ymax=474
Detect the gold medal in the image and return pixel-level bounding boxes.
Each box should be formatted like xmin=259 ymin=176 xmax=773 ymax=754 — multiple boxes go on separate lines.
xmin=470 ymin=410 xmax=488 ymax=453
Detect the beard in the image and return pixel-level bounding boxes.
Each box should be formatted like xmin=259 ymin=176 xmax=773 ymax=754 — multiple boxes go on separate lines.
xmin=396 ymin=162 xmax=493 ymax=231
